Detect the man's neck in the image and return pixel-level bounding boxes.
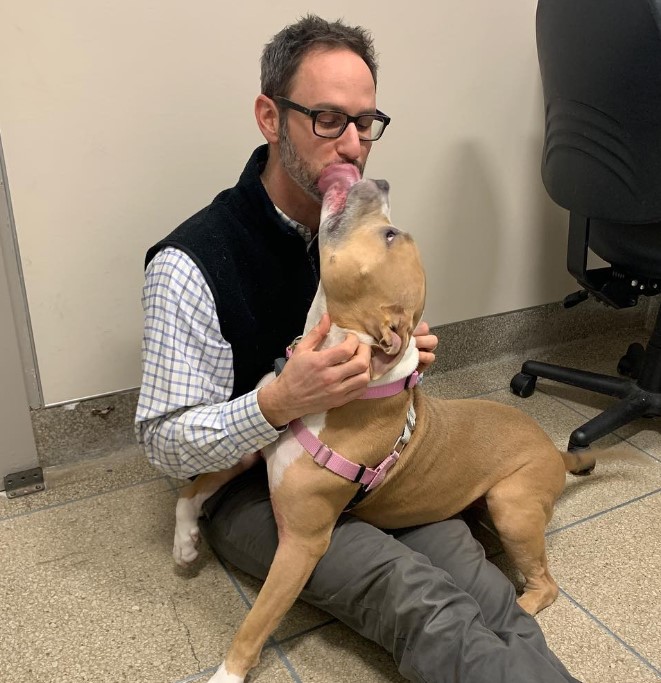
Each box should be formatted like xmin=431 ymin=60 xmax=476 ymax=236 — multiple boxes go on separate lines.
xmin=260 ymin=153 xmax=321 ymax=233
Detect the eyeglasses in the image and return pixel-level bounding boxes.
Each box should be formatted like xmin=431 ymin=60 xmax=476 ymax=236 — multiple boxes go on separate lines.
xmin=273 ymin=96 xmax=391 ymax=141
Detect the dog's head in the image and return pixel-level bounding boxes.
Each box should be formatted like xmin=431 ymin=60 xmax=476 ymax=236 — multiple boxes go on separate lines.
xmin=317 ymin=164 xmax=426 ymax=379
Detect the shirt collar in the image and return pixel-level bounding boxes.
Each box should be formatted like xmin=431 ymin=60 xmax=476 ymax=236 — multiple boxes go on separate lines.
xmin=274 ymin=206 xmax=314 ymax=245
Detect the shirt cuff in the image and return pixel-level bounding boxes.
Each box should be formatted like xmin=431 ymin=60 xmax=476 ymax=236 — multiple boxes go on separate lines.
xmin=223 ymin=388 xmax=285 ymax=453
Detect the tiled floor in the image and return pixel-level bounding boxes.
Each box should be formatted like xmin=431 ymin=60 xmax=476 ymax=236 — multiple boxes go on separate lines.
xmin=2 ymin=327 xmax=660 ymax=683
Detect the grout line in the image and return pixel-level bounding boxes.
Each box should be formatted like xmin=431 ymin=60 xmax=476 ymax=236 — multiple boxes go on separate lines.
xmin=0 ymin=475 xmax=169 ymax=522
xmin=217 ymin=557 xmax=254 ymax=610
xmin=173 ymin=664 xmax=219 ymax=682
xmin=203 ymin=557 xmax=304 ymax=682
xmin=266 ymin=641 xmax=305 ymax=683
xmin=274 ymin=618 xmax=338 ymax=646
xmin=547 ymin=487 xmax=661 ymax=536
xmin=558 ymin=587 xmax=661 ymax=678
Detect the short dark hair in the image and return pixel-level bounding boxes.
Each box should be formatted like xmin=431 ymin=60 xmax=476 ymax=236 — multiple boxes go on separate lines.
xmin=260 ymin=14 xmax=378 ymax=98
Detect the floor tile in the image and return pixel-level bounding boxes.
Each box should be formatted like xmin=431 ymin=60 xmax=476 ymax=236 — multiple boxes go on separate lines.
xmin=180 ymin=649 xmax=294 ymax=683
xmin=537 ymin=594 xmax=661 ymax=683
xmin=0 ymin=445 xmax=162 ymax=520
xmin=281 ymin=621 xmax=402 ymax=682
xmin=423 ymin=355 xmax=521 ymax=400
xmin=0 ymin=479 xmax=265 ymax=682
xmin=546 ymin=492 xmax=661 ymax=674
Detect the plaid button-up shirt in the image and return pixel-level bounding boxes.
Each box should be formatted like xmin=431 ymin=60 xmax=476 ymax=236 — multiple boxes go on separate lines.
xmin=135 ymin=210 xmax=314 ymax=479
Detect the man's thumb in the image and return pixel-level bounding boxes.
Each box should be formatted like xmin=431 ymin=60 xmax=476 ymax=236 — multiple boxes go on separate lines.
xmin=297 ymin=313 xmax=330 ymax=351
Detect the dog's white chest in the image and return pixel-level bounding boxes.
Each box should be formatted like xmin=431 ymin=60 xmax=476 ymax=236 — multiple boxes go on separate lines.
xmin=264 ymin=413 xmax=327 ymax=490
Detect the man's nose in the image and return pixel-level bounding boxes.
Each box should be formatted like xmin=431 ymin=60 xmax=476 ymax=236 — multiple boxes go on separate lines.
xmin=335 ymin=122 xmax=365 ymax=160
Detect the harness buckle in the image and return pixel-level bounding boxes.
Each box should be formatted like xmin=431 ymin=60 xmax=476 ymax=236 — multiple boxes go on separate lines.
xmin=312 ymin=443 xmax=333 ymax=467
xmin=286 ymin=335 xmax=303 ymax=359
xmin=365 ymin=452 xmax=400 ymax=492
xmin=392 ymin=435 xmax=408 ymax=456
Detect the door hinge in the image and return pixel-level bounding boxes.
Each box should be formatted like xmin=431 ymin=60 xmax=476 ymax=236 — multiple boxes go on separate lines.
xmin=4 ymin=467 xmax=45 ymax=498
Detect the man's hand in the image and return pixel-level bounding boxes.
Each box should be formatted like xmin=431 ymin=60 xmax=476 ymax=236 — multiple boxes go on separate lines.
xmin=258 ymin=313 xmax=372 ymax=428
xmin=413 ymin=321 xmax=438 ymax=374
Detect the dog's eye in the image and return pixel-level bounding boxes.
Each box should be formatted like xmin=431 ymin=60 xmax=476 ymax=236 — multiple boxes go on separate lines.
xmin=384 ymin=227 xmax=400 ymax=243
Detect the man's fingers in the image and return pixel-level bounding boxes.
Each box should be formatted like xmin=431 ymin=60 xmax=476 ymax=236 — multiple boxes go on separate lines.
xmin=296 ymin=313 xmax=331 ymax=352
xmin=320 ymin=332 xmax=361 ymax=366
xmin=332 ymin=342 xmax=371 ymax=383
xmin=413 ymin=320 xmax=430 ymax=336
xmin=416 ymin=334 xmax=438 ymax=352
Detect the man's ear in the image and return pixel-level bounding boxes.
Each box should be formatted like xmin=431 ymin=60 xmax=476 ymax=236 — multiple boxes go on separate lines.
xmin=255 ymin=95 xmax=280 ymax=143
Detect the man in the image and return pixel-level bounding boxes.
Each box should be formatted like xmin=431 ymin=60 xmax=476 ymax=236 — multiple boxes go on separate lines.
xmin=136 ymin=14 xmax=580 ymax=683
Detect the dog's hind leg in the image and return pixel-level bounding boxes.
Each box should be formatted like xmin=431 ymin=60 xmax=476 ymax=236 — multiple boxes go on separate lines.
xmin=485 ymin=471 xmax=560 ymax=615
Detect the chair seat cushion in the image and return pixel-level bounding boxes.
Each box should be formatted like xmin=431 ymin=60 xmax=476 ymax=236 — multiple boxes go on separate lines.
xmin=590 ymin=220 xmax=661 ymax=280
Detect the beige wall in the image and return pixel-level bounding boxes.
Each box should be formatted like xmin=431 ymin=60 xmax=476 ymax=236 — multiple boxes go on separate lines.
xmin=0 ymin=1 xmax=575 ymax=406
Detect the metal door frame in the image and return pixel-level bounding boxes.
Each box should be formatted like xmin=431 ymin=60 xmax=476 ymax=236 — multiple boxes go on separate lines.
xmin=0 ymin=133 xmax=41 ymax=489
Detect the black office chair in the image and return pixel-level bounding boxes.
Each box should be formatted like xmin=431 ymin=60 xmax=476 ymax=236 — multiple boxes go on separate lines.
xmin=511 ymin=0 xmax=661 ymax=467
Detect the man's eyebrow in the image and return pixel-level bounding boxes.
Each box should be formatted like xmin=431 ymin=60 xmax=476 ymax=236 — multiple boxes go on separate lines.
xmin=312 ymin=102 xmax=378 ymax=115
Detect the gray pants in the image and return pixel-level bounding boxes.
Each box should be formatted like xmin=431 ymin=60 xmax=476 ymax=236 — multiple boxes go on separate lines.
xmin=200 ymin=462 xmax=581 ymax=683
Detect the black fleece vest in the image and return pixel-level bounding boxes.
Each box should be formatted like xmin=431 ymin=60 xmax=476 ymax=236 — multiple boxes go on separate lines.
xmin=145 ymin=146 xmax=319 ymax=399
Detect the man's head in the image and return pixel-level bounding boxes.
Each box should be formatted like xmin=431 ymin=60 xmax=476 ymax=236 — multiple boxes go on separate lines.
xmin=260 ymin=15 xmax=378 ymax=101
xmin=255 ymin=15 xmax=388 ymax=225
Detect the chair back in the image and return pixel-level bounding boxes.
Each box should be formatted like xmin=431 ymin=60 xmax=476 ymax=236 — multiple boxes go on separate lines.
xmin=537 ymin=0 xmax=661 ymax=224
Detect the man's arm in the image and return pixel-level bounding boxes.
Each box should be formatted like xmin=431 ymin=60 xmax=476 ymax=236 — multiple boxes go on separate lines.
xmin=135 ymin=248 xmax=283 ymax=479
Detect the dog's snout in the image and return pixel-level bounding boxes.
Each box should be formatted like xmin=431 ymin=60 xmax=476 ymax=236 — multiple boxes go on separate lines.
xmin=375 ymin=179 xmax=389 ymax=193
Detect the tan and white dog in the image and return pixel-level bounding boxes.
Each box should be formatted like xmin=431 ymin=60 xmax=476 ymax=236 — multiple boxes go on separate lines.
xmin=173 ymin=166 xmax=599 ymax=683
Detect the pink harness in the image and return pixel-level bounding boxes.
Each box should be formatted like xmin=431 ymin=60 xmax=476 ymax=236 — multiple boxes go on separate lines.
xmin=286 ymin=337 xmax=419 ymax=492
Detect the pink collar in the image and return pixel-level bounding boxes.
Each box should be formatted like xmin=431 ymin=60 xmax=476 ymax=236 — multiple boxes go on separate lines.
xmin=360 ymin=371 xmax=419 ymax=399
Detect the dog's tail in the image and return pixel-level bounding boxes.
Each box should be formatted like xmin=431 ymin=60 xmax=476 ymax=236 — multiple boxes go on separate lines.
xmin=560 ymin=449 xmax=597 ymax=476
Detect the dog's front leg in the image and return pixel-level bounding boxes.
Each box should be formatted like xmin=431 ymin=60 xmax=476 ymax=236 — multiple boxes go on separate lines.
xmin=209 ymin=493 xmax=338 ymax=682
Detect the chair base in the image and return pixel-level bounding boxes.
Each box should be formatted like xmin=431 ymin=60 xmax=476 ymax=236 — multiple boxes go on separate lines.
xmin=511 ymin=305 xmax=661 ymax=462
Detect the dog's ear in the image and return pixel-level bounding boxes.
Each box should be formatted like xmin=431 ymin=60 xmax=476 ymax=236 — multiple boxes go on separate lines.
xmin=369 ymin=317 xmax=407 ymax=379
xmin=370 ymin=347 xmax=403 ymax=380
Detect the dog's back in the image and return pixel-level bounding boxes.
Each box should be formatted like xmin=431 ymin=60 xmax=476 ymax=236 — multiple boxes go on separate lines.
xmin=350 ymin=390 xmax=567 ymax=529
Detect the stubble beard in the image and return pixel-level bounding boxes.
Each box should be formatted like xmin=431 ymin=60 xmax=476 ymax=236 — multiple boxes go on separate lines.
xmin=278 ymin=120 xmax=363 ymax=204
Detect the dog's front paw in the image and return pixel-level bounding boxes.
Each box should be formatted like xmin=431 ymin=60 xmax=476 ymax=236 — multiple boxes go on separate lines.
xmin=207 ymin=661 xmax=244 ymax=682
xmin=172 ymin=524 xmax=200 ymax=566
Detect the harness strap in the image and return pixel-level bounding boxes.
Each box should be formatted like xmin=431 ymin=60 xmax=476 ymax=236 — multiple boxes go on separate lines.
xmin=290 ymin=403 xmax=416 ymax=493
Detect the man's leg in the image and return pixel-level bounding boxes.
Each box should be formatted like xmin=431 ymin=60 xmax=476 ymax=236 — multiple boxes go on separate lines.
xmin=393 ymin=521 xmax=577 ymax=681
xmin=200 ymin=463 xmax=580 ymax=683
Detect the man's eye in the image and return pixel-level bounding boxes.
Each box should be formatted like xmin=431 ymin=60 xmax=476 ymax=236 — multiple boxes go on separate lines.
xmin=316 ymin=112 xmax=346 ymax=128
xmin=356 ymin=117 xmax=376 ymax=132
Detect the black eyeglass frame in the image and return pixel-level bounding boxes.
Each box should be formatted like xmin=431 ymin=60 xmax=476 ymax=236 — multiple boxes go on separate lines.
xmin=273 ymin=96 xmax=391 ymax=141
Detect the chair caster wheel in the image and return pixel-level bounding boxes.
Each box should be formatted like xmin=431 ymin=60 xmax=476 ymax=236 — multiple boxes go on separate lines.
xmin=617 ymin=343 xmax=645 ymax=378
xmin=510 ymin=373 xmax=537 ymax=398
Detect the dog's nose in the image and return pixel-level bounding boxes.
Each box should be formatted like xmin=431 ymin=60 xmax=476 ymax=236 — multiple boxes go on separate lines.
xmin=374 ymin=179 xmax=390 ymax=193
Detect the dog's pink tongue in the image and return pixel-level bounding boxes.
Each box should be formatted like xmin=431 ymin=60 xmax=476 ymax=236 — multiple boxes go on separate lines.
xmin=318 ymin=163 xmax=361 ymax=196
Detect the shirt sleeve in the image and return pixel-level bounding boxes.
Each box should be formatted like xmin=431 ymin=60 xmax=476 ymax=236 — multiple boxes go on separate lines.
xmin=134 ymin=247 xmax=282 ymax=479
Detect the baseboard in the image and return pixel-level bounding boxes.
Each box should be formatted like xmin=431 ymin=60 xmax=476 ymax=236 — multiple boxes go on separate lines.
xmin=31 ymin=389 xmax=139 ymax=469
xmin=31 ymin=297 xmax=652 ymax=469
xmin=426 ymin=296 xmax=651 ymax=376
